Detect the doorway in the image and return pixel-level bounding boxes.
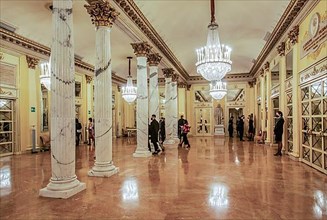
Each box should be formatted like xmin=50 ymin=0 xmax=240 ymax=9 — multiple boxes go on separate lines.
xmin=0 ymin=99 xmax=15 ymax=156
xmin=195 ymin=108 xmax=211 ymax=136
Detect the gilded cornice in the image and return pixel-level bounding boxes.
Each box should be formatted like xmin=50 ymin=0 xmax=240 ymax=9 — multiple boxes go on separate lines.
xmin=162 ymin=68 xmax=174 ymax=78
xmin=277 ymin=42 xmax=286 ymax=56
xmin=147 ymin=53 xmax=162 ymax=66
xmin=113 ymin=0 xmax=189 ymax=80
xmin=26 ymin=55 xmax=39 ymax=69
xmin=131 ymin=41 xmax=152 ymax=57
xmin=85 ymin=0 xmax=119 ymax=27
xmin=288 ymin=25 xmax=299 ymax=45
xmin=0 ymin=28 xmax=126 ymax=84
xmin=250 ymin=0 xmax=308 ymax=76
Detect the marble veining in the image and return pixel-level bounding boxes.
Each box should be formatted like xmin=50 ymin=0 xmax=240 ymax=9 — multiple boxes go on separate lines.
xmin=171 ymin=81 xmax=178 ymax=139
xmin=95 ymin=59 xmax=111 ymax=77
xmin=164 ymin=77 xmax=174 ymax=143
xmin=149 ymin=66 xmax=159 ymax=118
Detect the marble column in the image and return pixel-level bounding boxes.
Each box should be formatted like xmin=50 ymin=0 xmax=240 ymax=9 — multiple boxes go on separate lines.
xmin=279 ymin=56 xmax=287 ymax=151
xmin=163 ymin=68 xmax=175 ymax=144
xmin=26 ymin=55 xmax=40 ymax=150
xmin=39 ymin=0 xmax=86 ymax=199
xmin=148 ymin=53 xmax=162 ymax=118
xmin=254 ymin=80 xmax=258 ymax=130
xmin=171 ymin=74 xmax=179 ymax=139
xmin=85 ymin=0 xmax=119 ymax=177
xmin=265 ymin=63 xmax=272 ymax=144
xmin=260 ymin=71 xmax=266 ymax=135
xmin=131 ymin=42 xmax=152 ymax=157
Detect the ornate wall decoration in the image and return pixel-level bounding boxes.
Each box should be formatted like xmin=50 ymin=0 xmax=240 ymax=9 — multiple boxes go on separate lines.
xmin=264 ymin=62 xmax=270 ymax=70
xmin=131 ymin=41 xmax=152 ymax=57
xmin=288 ymin=25 xmax=299 ymax=45
xmin=300 ymin=58 xmax=327 ymax=85
xmin=26 ymin=55 xmax=39 ymax=69
xmin=177 ymin=82 xmax=187 ymax=88
xmin=147 ymin=53 xmax=162 ymax=66
xmin=271 ymin=85 xmax=280 ymax=98
xmin=172 ymin=73 xmax=179 ymax=82
xmin=85 ymin=75 xmax=93 ymax=84
xmin=285 ymin=76 xmax=293 ymax=92
xmin=162 ymin=68 xmax=174 ymax=78
xmin=277 ymin=42 xmax=286 ymax=56
xmin=84 ymin=0 xmax=119 ymax=27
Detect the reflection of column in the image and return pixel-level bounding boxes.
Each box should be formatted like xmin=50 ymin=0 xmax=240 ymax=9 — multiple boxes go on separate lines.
xmin=39 ymin=0 xmax=86 ymax=198
xmin=147 ymin=53 xmax=162 ymax=118
xmin=163 ymin=68 xmax=174 ymax=144
xmin=131 ymin=42 xmax=152 ymax=157
xmin=265 ymin=62 xmax=272 ymax=144
xmin=85 ymin=0 xmax=119 ymax=177
xmin=26 ymin=55 xmax=39 ymax=148
xmin=172 ymin=74 xmax=179 ymax=139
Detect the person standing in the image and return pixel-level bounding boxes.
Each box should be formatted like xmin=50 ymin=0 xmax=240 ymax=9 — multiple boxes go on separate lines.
xmin=149 ymin=114 xmax=160 ymax=155
xmin=228 ymin=116 xmax=234 ymax=137
xmin=159 ymin=117 xmax=166 ymax=144
xmin=238 ymin=115 xmax=245 ymax=141
xmin=178 ymin=115 xmax=186 ymax=146
xmin=75 ymin=118 xmax=82 ymax=146
xmin=88 ymin=117 xmax=95 ymax=146
xmin=274 ymin=111 xmax=285 ymax=156
xmin=181 ymin=120 xmax=191 ymax=149
xmin=248 ymin=115 xmax=254 ymax=141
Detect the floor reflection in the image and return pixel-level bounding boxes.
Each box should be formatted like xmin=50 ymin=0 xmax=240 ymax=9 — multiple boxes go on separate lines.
xmin=121 ymin=178 xmax=139 ymax=202
xmin=313 ymin=190 xmax=327 ymax=218
xmin=208 ymin=183 xmax=229 ymax=209
xmin=0 ymin=165 xmax=11 ymax=196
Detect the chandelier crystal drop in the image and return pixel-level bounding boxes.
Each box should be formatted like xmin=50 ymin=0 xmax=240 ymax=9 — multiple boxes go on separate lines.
xmin=40 ymin=61 xmax=51 ymax=91
xmin=122 ymin=57 xmax=137 ymax=104
xmin=196 ymin=0 xmax=232 ymax=82
xmin=209 ymin=80 xmax=227 ymax=100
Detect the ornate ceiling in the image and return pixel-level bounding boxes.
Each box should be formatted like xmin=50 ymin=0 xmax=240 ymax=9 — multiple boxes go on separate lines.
xmin=0 ymin=0 xmax=292 ymax=82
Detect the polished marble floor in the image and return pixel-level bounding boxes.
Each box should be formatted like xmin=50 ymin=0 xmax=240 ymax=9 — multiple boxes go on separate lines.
xmin=0 ymin=137 xmax=327 ymax=220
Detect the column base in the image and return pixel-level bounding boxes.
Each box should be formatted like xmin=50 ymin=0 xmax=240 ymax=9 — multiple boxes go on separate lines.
xmin=39 ymin=181 xmax=86 ymax=199
xmin=133 ymin=149 xmax=152 ymax=157
xmin=88 ymin=166 xmax=119 ymax=178
xmin=164 ymin=139 xmax=175 ymax=145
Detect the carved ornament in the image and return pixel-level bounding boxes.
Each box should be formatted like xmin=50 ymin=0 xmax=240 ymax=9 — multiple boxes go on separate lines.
xmin=172 ymin=73 xmax=179 ymax=82
xmin=131 ymin=42 xmax=152 ymax=57
xmin=85 ymin=75 xmax=93 ymax=84
xmin=26 ymin=55 xmax=39 ymax=69
xmin=147 ymin=53 xmax=162 ymax=66
xmin=288 ymin=25 xmax=299 ymax=45
xmin=264 ymin=62 xmax=270 ymax=70
xmin=162 ymin=68 xmax=174 ymax=78
xmin=178 ymin=82 xmax=187 ymax=88
xmin=277 ymin=42 xmax=286 ymax=56
xmin=85 ymin=0 xmax=119 ymax=27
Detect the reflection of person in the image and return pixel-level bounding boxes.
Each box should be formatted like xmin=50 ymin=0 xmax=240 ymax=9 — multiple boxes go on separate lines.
xmin=228 ymin=116 xmax=234 ymax=137
xmin=215 ymin=104 xmax=223 ymax=125
xmin=149 ymin=114 xmax=160 ymax=155
xmin=274 ymin=111 xmax=285 ymax=156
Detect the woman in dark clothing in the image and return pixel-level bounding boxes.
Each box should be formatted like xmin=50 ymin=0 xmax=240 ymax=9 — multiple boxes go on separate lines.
xmin=248 ymin=115 xmax=254 ymax=141
xmin=238 ymin=116 xmax=245 ymax=141
xmin=228 ymin=116 xmax=234 ymax=137
xmin=274 ymin=111 xmax=285 ymax=156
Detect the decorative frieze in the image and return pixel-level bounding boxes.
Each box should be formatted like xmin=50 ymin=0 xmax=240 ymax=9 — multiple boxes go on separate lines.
xmin=271 ymin=85 xmax=280 ymax=98
xmin=85 ymin=0 xmax=119 ymax=27
xmin=147 ymin=53 xmax=162 ymax=66
xmin=162 ymin=68 xmax=174 ymax=78
xmin=26 ymin=55 xmax=39 ymax=69
xmin=288 ymin=25 xmax=299 ymax=45
xmin=131 ymin=42 xmax=152 ymax=57
xmin=277 ymin=42 xmax=286 ymax=56
xmin=300 ymin=58 xmax=327 ymax=85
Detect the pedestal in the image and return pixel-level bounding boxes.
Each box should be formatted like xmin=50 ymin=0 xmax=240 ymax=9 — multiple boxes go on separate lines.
xmin=214 ymin=125 xmax=225 ymax=136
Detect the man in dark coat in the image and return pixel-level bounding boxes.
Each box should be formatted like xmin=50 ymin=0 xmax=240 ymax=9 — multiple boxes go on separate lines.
xmin=159 ymin=117 xmax=166 ymax=144
xmin=149 ymin=114 xmax=160 ymax=155
xmin=274 ymin=111 xmax=285 ymax=156
xmin=228 ymin=116 xmax=234 ymax=137
xmin=178 ymin=115 xmax=186 ymax=145
xmin=238 ymin=115 xmax=245 ymax=141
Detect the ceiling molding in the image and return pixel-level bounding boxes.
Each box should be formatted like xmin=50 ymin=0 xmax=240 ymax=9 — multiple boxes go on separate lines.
xmin=112 ymin=0 xmax=189 ymax=81
xmin=0 ymin=28 xmax=127 ymax=85
xmin=188 ymin=73 xmax=253 ymax=84
xmin=250 ymin=0 xmax=308 ymax=77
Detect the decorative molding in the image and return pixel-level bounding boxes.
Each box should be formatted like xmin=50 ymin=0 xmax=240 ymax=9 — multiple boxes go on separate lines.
xmin=271 ymin=85 xmax=280 ymax=98
xmin=26 ymin=55 xmax=39 ymax=69
xmin=177 ymin=82 xmax=187 ymax=88
xmin=248 ymin=80 xmax=255 ymax=88
xmin=147 ymin=53 xmax=162 ymax=66
xmin=260 ymin=69 xmax=264 ymax=77
xmin=0 ymin=28 xmax=127 ymax=85
xmin=264 ymin=62 xmax=270 ymax=70
xmin=85 ymin=75 xmax=93 ymax=84
xmin=285 ymin=76 xmax=293 ymax=92
xmin=250 ymin=0 xmax=308 ymax=76
xmin=300 ymin=58 xmax=327 ymax=85
xmin=187 ymin=84 xmax=191 ymax=91
xmin=288 ymin=25 xmax=299 ymax=45
xmin=112 ymin=0 xmax=189 ymax=80
xmin=84 ymin=0 xmax=119 ymax=27
xmin=117 ymin=86 xmax=121 ymax=92
xmin=131 ymin=41 xmax=151 ymax=57
xmin=172 ymin=73 xmax=179 ymax=82
xmin=277 ymin=42 xmax=286 ymax=56
xmin=162 ymin=68 xmax=174 ymax=78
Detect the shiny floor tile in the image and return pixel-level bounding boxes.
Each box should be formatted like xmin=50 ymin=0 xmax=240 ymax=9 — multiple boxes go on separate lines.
xmin=0 ymin=137 xmax=326 ymax=219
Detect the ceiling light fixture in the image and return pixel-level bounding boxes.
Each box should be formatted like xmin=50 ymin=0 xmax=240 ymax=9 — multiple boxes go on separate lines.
xmin=40 ymin=61 xmax=51 ymax=91
xmin=209 ymin=80 xmax=227 ymax=100
xmin=122 ymin=57 xmax=137 ymax=104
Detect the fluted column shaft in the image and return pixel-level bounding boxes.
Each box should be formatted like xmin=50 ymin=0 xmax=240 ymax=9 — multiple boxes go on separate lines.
xmin=39 ymin=0 xmax=85 ymax=199
xmin=171 ymin=80 xmax=178 ymax=139
xmin=163 ymin=68 xmax=175 ymax=144
xmin=85 ymin=0 xmax=119 ymax=177
xmin=149 ymin=66 xmax=159 ymax=117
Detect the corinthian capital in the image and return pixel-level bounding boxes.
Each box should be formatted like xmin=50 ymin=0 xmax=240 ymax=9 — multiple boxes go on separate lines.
xmin=172 ymin=73 xmax=179 ymax=82
xmin=288 ymin=25 xmax=299 ymax=45
xmin=84 ymin=0 xmax=119 ymax=27
xmin=276 ymin=42 xmax=285 ymax=56
xmin=26 ymin=55 xmax=39 ymax=69
xmin=162 ymin=68 xmax=174 ymax=78
xmin=131 ymin=42 xmax=152 ymax=57
xmin=147 ymin=53 xmax=162 ymax=66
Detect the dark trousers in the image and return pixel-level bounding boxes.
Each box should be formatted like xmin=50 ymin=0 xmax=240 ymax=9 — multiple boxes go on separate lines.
xmin=239 ymin=130 xmax=244 ymax=141
xmin=182 ymin=133 xmax=189 ymax=146
xmin=229 ymin=129 xmax=233 ymax=137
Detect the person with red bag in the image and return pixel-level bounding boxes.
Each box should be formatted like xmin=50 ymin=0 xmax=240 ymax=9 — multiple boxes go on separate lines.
xmin=181 ymin=120 xmax=191 ymax=149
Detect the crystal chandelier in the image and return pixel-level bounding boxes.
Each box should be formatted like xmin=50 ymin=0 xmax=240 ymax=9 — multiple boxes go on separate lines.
xmin=40 ymin=61 xmax=51 ymax=90
xmin=209 ymin=80 xmax=227 ymax=100
xmin=195 ymin=0 xmax=232 ymax=82
xmin=122 ymin=57 xmax=137 ymax=103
